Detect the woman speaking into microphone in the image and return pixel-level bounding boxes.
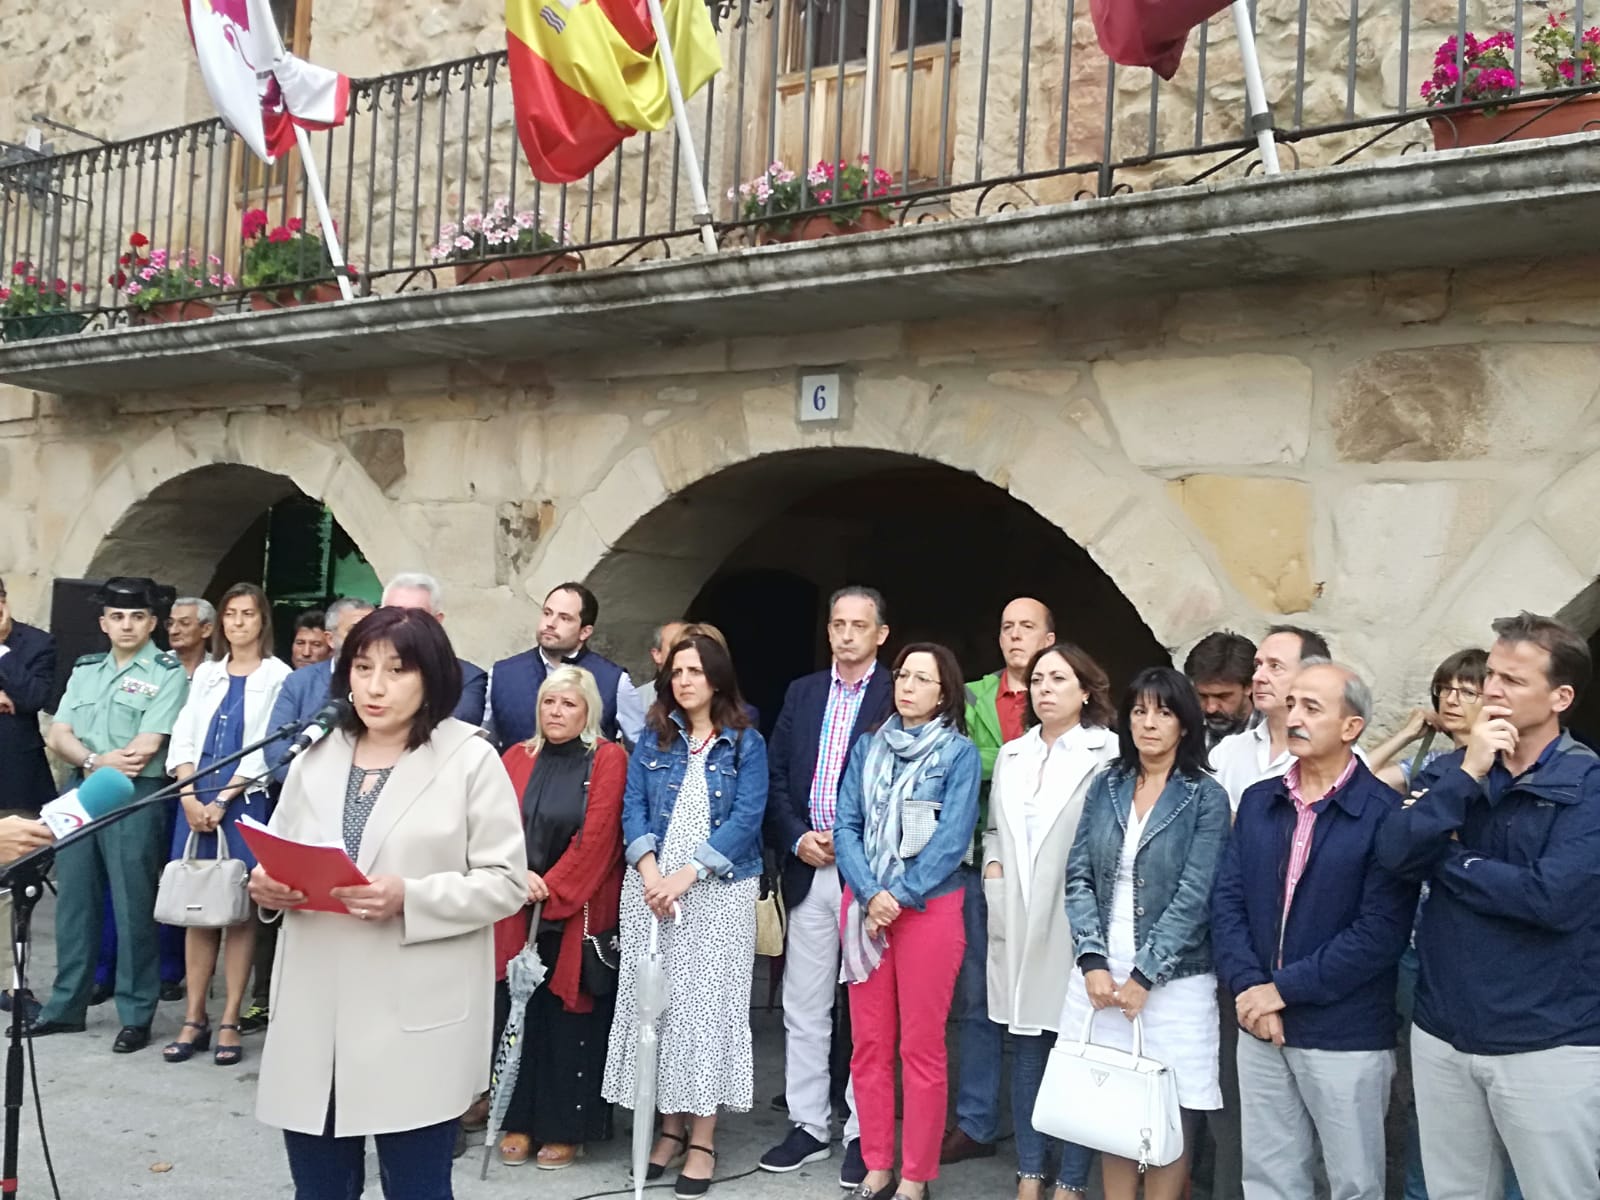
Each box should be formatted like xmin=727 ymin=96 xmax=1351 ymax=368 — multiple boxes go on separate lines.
xmin=249 ymin=607 xmax=526 ymax=1200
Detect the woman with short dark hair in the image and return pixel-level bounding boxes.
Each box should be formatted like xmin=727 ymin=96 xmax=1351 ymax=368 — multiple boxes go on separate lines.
xmin=1059 ymin=667 xmax=1228 ymax=1200
xmin=249 ymin=606 xmax=527 ymax=1200
xmin=833 ymin=642 xmax=980 ymax=1200
xmin=164 ymin=581 xmax=290 ymax=1067
xmin=1368 ymin=647 xmax=1488 ymax=793
xmin=602 ymin=633 xmax=768 ymax=1199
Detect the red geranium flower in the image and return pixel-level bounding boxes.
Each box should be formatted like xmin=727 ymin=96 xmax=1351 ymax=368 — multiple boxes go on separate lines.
xmin=10 ymin=262 xmax=25 ymax=277
xmin=129 ymin=232 xmax=149 ymax=249
xmin=286 ymin=217 xmax=304 ymax=233
xmin=109 ymin=270 xmax=127 ymax=288
xmin=267 ymin=226 xmax=293 ymax=243
xmin=72 ymin=282 xmax=84 ymax=293
xmin=241 ymin=208 xmax=270 ymax=239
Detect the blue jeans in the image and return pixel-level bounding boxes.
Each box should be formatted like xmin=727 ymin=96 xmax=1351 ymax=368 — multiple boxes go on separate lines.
xmin=1396 ymin=947 xmax=1523 ymax=1200
xmin=283 ymin=1103 xmax=458 ymax=1200
xmin=1011 ymin=1031 xmax=1094 ymax=1189
xmin=953 ymin=865 xmax=1004 ymax=1143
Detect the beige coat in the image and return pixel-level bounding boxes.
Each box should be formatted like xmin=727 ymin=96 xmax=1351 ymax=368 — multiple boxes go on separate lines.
xmin=255 ymin=719 xmax=527 ymax=1137
xmin=982 ymin=723 xmax=1118 ymax=1035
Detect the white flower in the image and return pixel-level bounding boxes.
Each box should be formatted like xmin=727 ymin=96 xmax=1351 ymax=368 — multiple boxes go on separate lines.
xmin=454 ymin=235 xmax=474 ymax=250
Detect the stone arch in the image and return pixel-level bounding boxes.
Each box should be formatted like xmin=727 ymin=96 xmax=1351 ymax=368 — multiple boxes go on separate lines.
xmin=520 ymin=385 xmax=1237 ymax=667
xmin=51 ymin=414 xmax=424 ymax=592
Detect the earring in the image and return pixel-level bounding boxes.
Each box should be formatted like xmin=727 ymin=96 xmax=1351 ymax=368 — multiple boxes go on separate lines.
xmin=348 ymin=692 xmax=355 ymax=703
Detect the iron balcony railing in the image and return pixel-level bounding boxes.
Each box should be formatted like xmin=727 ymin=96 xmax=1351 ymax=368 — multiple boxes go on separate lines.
xmin=2 ymin=0 xmax=1596 ymax=338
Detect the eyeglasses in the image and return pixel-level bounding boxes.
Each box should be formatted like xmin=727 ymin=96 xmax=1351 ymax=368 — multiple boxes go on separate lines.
xmin=893 ymin=670 xmax=941 ymax=688
xmin=1434 ymin=685 xmax=1481 ymax=703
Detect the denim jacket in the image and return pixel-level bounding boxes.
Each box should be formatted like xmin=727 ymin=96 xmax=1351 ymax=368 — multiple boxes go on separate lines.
xmin=1066 ymin=765 xmax=1229 ymax=988
xmin=622 ymin=713 xmax=768 ymax=883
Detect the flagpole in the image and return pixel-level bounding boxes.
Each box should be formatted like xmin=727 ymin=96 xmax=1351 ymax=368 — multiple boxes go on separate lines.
xmin=247 ymin=0 xmax=357 ymax=298
xmin=643 ymin=0 xmax=720 ymax=254
xmin=1231 ymin=0 xmax=1281 ymax=175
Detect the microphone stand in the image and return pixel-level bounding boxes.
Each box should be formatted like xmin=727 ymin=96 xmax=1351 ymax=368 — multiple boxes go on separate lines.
xmin=0 ymin=718 xmax=309 ymax=1200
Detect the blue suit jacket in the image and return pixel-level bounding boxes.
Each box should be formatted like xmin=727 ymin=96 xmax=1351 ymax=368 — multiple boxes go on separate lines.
xmin=267 ymin=657 xmax=486 ymax=782
xmin=0 ymin=620 xmax=58 ymax=810
xmin=762 ymin=663 xmax=893 ymax=909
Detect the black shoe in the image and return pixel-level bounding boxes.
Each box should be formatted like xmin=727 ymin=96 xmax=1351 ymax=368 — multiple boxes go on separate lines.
xmin=760 ymin=1126 xmax=830 ymax=1173
xmin=88 ymin=982 xmax=112 ymax=1006
xmin=849 ymin=1176 xmax=899 ymax=1200
xmin=892 ymin=1184 xmax=930 ymax=1200
xmin=238 ymin=1004 xmax=270 ymax=1035
xmin=939 ymin=1127 xmax=996 ymax=1164
xmin=839 ymin=1139 xmax=866 ymax=1188
xmin=770 ymin=1090 xmax=788 ymax=1113
xmin=675 ymin=1145 xmax=716 ymax=1199
xmin=159 ymin=981 xmax=185 ymax=1003
xmin=112 ymin=1025 xmax=152 ymax=1053
xmin=633 ymin=1130 xmax=688 ymax=1182
xmin=19 ymin=1018 xmax=85 ymax=1038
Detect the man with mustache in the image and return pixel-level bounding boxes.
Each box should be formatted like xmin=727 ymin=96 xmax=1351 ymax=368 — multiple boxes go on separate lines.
xmin=1185 ymin=630 xmax=1257 ymax=750
xmin=1213 ymin=662 xmax=1416 ymax=1200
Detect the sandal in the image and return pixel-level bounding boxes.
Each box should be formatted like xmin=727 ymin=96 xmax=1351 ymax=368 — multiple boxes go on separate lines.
xmin=498 ymin=1133 xmax=532 ymax=1165
xmin=675 ymin=1144 xmax=716 ymax=1199
xmin=536 ymin=1142 xmax=584 ymax=1170
xmin=639 ymin=1129 xmax=688 ymax=1181
xmin=162 ymin=1020 xmax=210 ymax=1063
xmin=213 ymin=1023 xmax=244 ymax=1067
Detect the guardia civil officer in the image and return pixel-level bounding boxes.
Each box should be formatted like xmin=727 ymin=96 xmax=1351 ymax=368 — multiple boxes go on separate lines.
xmin=26 ymin=577 xmax=189 ymax=1053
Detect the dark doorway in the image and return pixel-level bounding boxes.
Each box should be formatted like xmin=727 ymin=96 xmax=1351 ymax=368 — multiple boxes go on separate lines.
xmin=689 ymin=568 xmax=820 ymax=736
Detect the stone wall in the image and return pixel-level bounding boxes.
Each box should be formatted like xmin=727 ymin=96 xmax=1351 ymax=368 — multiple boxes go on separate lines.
xmin=4 ymin=258 xmax=1600 ymax=740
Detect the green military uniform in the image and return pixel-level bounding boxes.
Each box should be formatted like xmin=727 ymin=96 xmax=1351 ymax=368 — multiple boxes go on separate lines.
xmin=37 ymin=640 xmax=187 ymax=1030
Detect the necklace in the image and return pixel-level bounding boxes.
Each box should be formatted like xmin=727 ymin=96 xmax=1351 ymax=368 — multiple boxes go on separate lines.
xmin=689 ymin=732 xmax=714 ymax=755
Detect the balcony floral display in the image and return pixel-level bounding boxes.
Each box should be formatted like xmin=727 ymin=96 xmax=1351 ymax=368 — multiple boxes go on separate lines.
xmin=733 ymin=157 xmax=901 ymax=244
xmin=241 ymin=208 xmax=357 ymax=310
xmin=109 ymin=233 xmax=234 ymax=325
xmin=1423 ymin=18 xmax=1600 ymax=149
xmin=427 ymin=199 xmax=579 ymax=285
xmin=1 ymin=262 xmax=87 ymax=343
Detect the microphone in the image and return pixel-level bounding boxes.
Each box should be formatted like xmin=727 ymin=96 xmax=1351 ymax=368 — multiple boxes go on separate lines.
xmin=40 ymin=770 xmax=138 ymax=838
xmin=277 ymin=698 xmax=352 ymax=766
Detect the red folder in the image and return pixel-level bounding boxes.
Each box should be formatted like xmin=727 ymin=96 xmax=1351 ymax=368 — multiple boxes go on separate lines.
xmin=238 ymin=815 xmax=369 ymax=915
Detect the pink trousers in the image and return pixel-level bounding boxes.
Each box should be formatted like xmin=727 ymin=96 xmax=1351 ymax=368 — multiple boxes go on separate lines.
xmin=842 ymin=887 xmax=966 ymax=1183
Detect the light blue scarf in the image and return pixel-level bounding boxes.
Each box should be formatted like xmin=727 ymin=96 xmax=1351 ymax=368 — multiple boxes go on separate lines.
xmin=840 ymin=716 xmax=959 ymax=983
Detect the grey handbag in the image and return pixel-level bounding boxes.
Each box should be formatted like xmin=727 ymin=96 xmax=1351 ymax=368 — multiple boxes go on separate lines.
xmin=154 ymin=824 xmax=252 ymax=928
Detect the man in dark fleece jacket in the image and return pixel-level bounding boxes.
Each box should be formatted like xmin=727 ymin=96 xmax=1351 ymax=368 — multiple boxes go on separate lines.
xmin=1212 ymin=662 xmax=1415 ymax=1200
xmin=1376 ymin=612 xmax=1600 ymax=1200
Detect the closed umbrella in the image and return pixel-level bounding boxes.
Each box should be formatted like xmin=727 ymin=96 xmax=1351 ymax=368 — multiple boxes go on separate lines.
xmin=480 ymin=900 xmax=550 ymax=1179
xmin=631 ymin=906 xmax=678 ymax=1200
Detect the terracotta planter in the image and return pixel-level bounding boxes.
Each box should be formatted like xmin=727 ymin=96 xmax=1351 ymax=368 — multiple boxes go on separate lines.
xmin=1 ymin=311 xmax=90 ymax=343
xmin=757 ymin=209 xmax=896 ymax=245
xmin=451 ymin=252 xmax=582 ymax=285
xmin=130 ymin=299 xmax=215 ymax=326
xmin=1428 ymin=93 xmax=1600 ymax=149
xmin=247 ymin=282 xmax=345 ymax=312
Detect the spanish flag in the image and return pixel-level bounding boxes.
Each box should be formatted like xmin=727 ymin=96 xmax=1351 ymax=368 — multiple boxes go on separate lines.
xmin=507 ymin=0 xmax=722 ymax=185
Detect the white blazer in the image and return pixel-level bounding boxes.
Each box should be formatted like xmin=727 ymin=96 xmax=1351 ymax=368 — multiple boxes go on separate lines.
xmin=982 ymin=723 xmax=1118 ymax=1035
xmin=165 ymin=654 xmax=293 ymax=786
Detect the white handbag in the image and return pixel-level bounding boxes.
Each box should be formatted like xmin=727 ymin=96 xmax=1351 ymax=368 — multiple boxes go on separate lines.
xmin=154 ymin=827 xmax=252 ymax=929
xmin=1031 ymin=1009 xmax=1184 ymax=1171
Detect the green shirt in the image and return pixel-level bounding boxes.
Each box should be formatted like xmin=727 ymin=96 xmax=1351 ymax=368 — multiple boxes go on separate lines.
xmin=56 ymin=642 xmax=189 ymax=778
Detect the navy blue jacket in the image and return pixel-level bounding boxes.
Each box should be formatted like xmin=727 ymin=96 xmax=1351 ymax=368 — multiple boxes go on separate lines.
xmin=1376 ymin=734 xmax=1600 ymax=1055
xmin=1211 ymin=758 xmax=1416 ymax=1051
xmin=489 ymin=647 xmax=624 ymax=747
xmin=0 ymin=620 xmax=57 ymax=810
xmin=762 ymin=664 xmax=893 ymax=909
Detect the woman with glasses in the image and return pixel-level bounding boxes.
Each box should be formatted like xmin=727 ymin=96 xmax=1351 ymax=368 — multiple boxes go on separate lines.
xmin=983 ymin=645 xmax=1118 ymax=1200
xmin=834 ymin=643 xmax=980 ymax=1200
xmin=1367 ymin=648 xmax=1488 ymax=793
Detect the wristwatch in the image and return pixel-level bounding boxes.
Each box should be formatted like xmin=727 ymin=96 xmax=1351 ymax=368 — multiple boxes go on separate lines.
xmin=689 ymin=859 xmax=712 ymax=882
xmin=82 ymin=753 xmax=97 ymax=774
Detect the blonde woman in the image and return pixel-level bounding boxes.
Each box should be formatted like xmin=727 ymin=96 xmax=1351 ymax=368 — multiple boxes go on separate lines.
xmin=163 ymin=582 xmax=290 ymax=1067
xmin=490 ymin=666 xmax=628 ymax=1168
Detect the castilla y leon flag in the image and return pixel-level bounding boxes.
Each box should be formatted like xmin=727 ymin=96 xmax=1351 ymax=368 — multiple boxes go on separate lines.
xmin=506 ymin=0 xmax=722 ymax=185
xmin=183 ymin=0 xmax=349 ymax=163
xmin=1090 ymin=0 xmax=1233 ymax=80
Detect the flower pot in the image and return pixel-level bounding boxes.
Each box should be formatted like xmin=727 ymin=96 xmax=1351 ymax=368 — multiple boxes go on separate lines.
xmin=452 ymin=252 xmax=582 ymax=285
xmin=757 ymin=209 xmax=896 ymax=245
xmin=130 ymin=299 xmax=216 ymax=326
xmin=247 ymin=282 xmax=345 ymax=312
xmin=1 ymin=311 xmax=90 ymax=343
xmin=1428 ymin=93 xmax=1600 ymax=148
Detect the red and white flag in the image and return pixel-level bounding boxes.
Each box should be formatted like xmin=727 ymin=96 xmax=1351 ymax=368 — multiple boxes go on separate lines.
xmin=183 ymin=0 xmax=349 ymax=163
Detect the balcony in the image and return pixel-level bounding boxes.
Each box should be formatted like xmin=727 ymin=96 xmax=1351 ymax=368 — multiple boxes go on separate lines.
xmin=4 ymin=0 xmax=1599 ymax=395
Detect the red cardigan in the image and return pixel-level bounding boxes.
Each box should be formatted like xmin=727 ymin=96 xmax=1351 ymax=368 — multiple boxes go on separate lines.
xmin=493 ymin=738 xmax=627 ymax=1013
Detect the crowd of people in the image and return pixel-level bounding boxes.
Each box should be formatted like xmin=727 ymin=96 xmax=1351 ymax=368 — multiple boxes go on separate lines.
xmin=0 ymin=567 xmax=1597 ymax=1200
